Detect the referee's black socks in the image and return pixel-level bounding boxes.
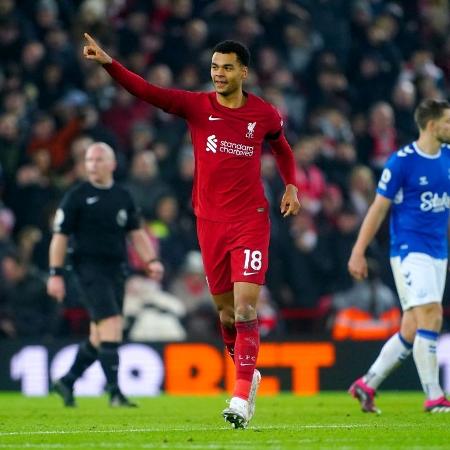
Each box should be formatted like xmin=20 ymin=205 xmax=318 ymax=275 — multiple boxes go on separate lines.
xmin=99 ymin=341 xmax=120 ymax=394
xmin=62 ymin=339 xmax=98 ymax=388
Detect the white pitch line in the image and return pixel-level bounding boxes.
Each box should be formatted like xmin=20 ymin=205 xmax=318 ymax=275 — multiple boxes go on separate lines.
xmin=0 ymin=443 xmax=264 ymax=448
xmin=0 ymin=423 xmax=425 ymax=438
xmin=0 ymin=446 xmax=253 ymax=449
xmin=0 ymin=445 xmax=255 ymax=449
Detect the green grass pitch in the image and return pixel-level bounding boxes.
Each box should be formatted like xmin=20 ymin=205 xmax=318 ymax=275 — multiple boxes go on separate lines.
xmin=0 ymin=392 xmax=447 ymax=449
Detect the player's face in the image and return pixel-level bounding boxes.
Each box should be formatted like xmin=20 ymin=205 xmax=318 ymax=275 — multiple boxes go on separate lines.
xmin=211 ymin=52 xmax=248 ymax=97
xmin=85 ymin=146 xmax=116 ymax=185
xmin=433 ymin=109 xmax=450 ymax=144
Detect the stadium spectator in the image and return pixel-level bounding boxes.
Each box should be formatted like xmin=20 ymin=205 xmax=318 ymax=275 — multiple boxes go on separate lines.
xmin=320 ymin=140 xmax=358 ymax=194
xmin=331 ymin=258 xmax=400 ymax=341
xmin=0 ymin=113 xmax=25 ymax=181
xmin=279 ymin=209 xmax=327 ymax=308
xmin=151 ymin=191 xmax=198 ymax=283
xmin=101 ymin=88 xmax=153 ymax=151
xmin=0 ymin=251 xmax=58 ymax=338
xmin=26 ymin=112 xmax=82 ymax=171
xmin=0 ymin=0 xmax=448 ymax=344
xmin=168 ymin=250 xmax=216 ymax=339
xmin=391 ymin=79 xmax=418 ymax=146
xmin=123 ymin=272 xmax=187 ymax=342
xmin=358 ymin=102 xmax=397 ymax=172
xmin=348 ymin=165 xmax=376 ymax=221
xmin=8 ymin=150 xmax=60 ymax=232
xmin=293 ymin=136 xmax=326 ymax=215
xmin=124 ymin=150 xmax=172 ymax=221
xmin=0 ymin=206 xmax=16 ymax=260
xmin=326 ymin=205 xmax=361 ymax=293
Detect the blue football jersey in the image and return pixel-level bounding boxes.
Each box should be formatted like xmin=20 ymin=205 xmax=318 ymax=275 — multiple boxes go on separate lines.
xmin=376 ymin=142 xmax=450 ymax=258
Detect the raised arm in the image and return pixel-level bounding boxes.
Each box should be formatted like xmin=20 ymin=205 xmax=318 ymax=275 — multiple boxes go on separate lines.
xmin=348 ymin=194 xmax=392 ymax=280
xmin=83 ymin=33 xmax=190 ymax=115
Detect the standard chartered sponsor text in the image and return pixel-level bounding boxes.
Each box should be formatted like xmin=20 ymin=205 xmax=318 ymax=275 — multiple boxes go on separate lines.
xmin=220 ymin=140 xmax=254 ymax=157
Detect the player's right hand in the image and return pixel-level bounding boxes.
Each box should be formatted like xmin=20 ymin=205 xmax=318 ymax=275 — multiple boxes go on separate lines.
xmin=47 ymin=276 xmax=66 ymax=303
xmin=83 ymin=33 xmax=112 ymax=65
xmin=348 ymin=251 xmax=368 ymax=280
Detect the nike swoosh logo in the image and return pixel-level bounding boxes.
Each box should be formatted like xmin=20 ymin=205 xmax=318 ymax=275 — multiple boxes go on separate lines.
xmin=86 ymin=196 xmax=99 ymax=205
xmin=243 ymin=271 xmax=258 ymax=276
xmin=209 ymin=115 xmax=223 ymax=121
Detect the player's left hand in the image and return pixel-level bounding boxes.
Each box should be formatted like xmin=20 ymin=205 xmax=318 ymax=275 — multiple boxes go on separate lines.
xmin=146 ymin=259 xmax=164 ymax=282
xmin=280 ymin=184 xmax=301 ymax=217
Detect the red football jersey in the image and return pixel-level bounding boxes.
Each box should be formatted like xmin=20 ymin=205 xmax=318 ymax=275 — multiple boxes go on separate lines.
xmin=105 ymin=61 xmax=296 ymax=222
xmin=168 ymin=91 xmax=284 ymax=221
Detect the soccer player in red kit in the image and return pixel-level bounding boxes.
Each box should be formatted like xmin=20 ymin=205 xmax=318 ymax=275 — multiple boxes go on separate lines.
xmin=83 ymin=33 xmax=300 ymax=428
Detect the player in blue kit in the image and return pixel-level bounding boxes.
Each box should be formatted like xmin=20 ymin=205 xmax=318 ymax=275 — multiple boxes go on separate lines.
xmin=348 ymin=99 xmax=450 ymax=413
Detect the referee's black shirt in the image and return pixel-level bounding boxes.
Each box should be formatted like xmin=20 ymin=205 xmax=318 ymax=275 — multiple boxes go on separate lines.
xmin=53 ymin=182 xmax=140 ymax=265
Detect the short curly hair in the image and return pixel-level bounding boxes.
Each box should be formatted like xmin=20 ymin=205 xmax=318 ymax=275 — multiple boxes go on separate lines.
xmin=212 ymin=40 xmax=250 ymax=67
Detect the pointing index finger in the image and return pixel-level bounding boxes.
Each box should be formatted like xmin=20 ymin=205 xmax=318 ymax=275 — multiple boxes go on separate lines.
xmin=84 ymin=32 xmax=97 ymax=45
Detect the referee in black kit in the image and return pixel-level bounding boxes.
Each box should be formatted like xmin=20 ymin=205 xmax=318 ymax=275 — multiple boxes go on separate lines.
xmin=47 ymin=142 xmax=164 ymax=407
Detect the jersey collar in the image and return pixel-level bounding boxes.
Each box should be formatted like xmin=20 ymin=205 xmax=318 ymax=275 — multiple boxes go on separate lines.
xmin=211 ymin=91 xmax=251 ymax=112
xmin=412 ymin=141 xmax=441 ymax=159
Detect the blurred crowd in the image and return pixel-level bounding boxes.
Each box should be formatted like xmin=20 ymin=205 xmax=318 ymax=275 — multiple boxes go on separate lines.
xmin=0 ymin=0 xmax=449 ymax=341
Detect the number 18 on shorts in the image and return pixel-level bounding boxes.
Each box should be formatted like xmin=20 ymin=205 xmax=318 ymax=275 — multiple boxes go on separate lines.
xmin=197 ymin=215 xmax=270 ymax=295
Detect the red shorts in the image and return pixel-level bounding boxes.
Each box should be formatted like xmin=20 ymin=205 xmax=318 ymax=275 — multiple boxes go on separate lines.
xmin=196 ymin=214 xmax=270 ymax=295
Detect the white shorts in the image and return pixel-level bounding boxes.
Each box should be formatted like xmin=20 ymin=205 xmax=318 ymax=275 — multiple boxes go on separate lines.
xmin=390 ymin=252 xmax=447 ymax=311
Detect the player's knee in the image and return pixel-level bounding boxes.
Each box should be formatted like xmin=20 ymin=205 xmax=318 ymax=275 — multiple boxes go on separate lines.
xmin=97 ymin=315 xmax=123 ymax=341
xmin=106 ymin=315 xmax=122 ymax=328
xmin=219 ymin=310 xmax=235 ymax=328
xmin=401 ymin=327 xmax=416 ymax=343
xmin=216 ymin=302 xmax=234 ymax=323
xmin=234 ymin=303 xmax=257 ymax=322
xmin=416 ymin=303 xmax=443 ymax=331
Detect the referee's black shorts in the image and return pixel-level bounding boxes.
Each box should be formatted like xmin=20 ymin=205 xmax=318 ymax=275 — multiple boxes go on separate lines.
xmin=74 ymin=262 xmax=126 ymax=322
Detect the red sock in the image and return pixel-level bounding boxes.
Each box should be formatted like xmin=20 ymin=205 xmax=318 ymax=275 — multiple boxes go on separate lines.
xmin=220 ymin=322 xmax=237 ymax=362
xmin=233 ymin=319 xmax=259 ymax=400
